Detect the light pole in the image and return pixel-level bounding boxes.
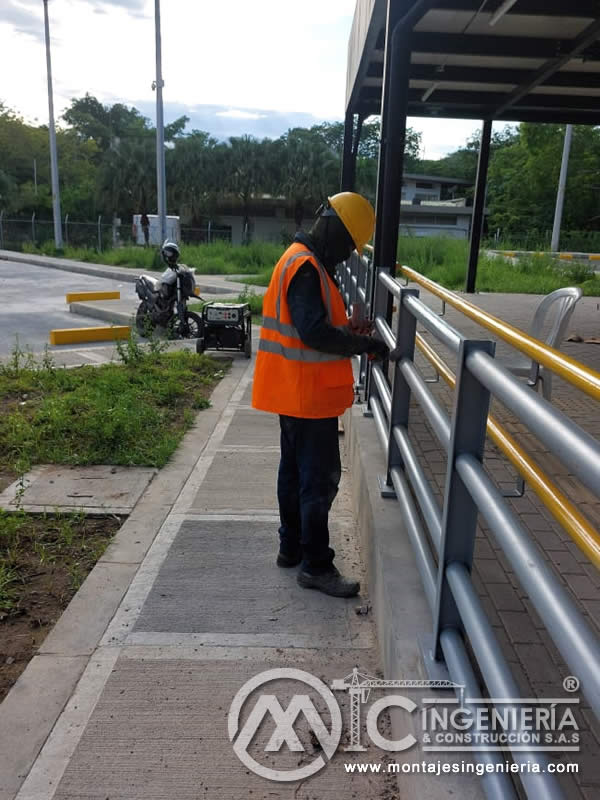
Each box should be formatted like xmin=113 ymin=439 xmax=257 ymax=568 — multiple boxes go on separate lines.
xmin=551 ymin=124 xmax=573 ymax=253
xmin=43 ymin=0 xmax=63 ymax=248
xmin=153 ymin=0 xmax=167 ymax=244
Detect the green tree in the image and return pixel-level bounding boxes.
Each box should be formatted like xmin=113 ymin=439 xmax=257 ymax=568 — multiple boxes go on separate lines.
xmin=487 ymin=124 xmax=600 ymax=236
xmin=273 ymin=128 xmax=339 ymax=228
xmin=167 ymin=130 xmax=220 ymax=223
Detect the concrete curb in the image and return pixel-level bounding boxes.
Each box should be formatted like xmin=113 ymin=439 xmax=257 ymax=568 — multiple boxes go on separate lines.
xmin=489 ymin=249 xmax=600 ymax=263
xmin=0 ymin=357 xmax=249 ymax=800
xmin=69 ymin=301 xmax=134 ymax=326
xmin=343 ymin=403 xmax=485 ymax=800
xmin=0 ymin=250 xmax=240 ymax=293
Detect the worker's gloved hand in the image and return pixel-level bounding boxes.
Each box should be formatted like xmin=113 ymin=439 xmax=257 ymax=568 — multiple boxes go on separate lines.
xmin=367 ymin=338 xmax=389 ymax=361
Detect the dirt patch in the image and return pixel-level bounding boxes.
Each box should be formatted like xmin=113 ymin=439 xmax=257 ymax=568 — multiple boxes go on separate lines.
xmin=0 ymin=513 xmax=123 ymax=702
xmin=0 ymin=469 xmax=17 ymax=494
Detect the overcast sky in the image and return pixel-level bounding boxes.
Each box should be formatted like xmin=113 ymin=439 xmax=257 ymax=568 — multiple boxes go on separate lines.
xmin=1 ymin=0 xmax=483 ymax=159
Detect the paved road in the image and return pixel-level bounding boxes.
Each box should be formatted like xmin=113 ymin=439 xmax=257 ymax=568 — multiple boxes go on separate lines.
xmin=0 ymin=259 xmax=138 ymax=355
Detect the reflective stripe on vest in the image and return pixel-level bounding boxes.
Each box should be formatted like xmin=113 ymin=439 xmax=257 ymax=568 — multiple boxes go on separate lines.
xmin=261 ymin=314 xmax=348 ymax=341
xmin=257 ymin=338 xmax=346 ymax=363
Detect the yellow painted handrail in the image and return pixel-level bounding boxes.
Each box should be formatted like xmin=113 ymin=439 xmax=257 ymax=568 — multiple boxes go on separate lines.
xmin=363 ymin=245 xmax=600 ymax=402
xmin=415 ymin=333 xmax=600 ymax=570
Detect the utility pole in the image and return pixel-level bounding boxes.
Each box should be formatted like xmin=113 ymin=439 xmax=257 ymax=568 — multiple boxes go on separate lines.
xmin=43 ymin=0 xmax=63 ymax=248
xmin=153 ymin=0 xmax=167 ymax=244
xmin=551 ymin=124 xmax=573 ymax=253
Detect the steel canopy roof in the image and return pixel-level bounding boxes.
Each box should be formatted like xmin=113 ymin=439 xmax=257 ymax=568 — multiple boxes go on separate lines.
xmin=346 ymin=0 xmax=600 ymax=125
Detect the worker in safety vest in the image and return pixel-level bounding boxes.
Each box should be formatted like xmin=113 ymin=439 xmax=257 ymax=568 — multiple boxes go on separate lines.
xmin=252 ymin=192 xmax=388 ymax=597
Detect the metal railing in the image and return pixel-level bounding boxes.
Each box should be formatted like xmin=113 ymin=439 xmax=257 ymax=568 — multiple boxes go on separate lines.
xmin=337 ymin=250 xmax=600 ymax=800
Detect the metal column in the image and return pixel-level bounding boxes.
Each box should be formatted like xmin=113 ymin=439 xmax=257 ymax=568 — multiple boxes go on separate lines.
xmin=551 ymin=123 xmax=573 ymax=252
xmin=341 ymin=111 xmax=355 ymax=191
xmin=465 ymin=119 xmax=492 ymax=293
xmin=43 ymin=0 xmax=63 ymax=250
xmin=372 ymin=4 xmax=411 ymax=285
xmin=154 ymin=0 xmax=167 ymax=244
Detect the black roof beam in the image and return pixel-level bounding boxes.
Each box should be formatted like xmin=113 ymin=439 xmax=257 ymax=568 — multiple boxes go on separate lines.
xmin=366 ymin=62 xmax=600 ymax=88
xmin=407 ymin=88 xmax=600 ymax=111
xmin=491 ymin=18 xmax=600 ymax=117
xmin=411 ymin=32 xmax=600 ymax=61
xmin=433 ymin=0 xmax=600 ymax=17
xmin=357 ymin=98 xmax=600 ymax=124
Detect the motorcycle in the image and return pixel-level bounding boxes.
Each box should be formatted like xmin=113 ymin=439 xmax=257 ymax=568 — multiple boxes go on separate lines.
xmin=134 ymin=240 xmax=203 ymax=339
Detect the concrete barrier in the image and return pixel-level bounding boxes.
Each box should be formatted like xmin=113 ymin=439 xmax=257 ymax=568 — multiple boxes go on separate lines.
xmin=65 ymin=291 xmax=120 ymax=303
xmin=49 ymin=326 xmax=130 ymax=345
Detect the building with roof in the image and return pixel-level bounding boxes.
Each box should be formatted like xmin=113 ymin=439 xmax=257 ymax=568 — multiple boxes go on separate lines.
xmin=342 ymin=0 xmax=600 ymax=289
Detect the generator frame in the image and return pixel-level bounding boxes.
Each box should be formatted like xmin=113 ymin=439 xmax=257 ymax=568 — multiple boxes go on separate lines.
xmin=196 ymin=301 xmax=252 ymax=359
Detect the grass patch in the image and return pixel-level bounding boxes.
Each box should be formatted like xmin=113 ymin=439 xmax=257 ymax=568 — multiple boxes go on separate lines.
xmin=23 ymin=240 xmax=281 ymax=276
xmin=189 ymin=289 xmax=264 ymax=318
xmin=396 ymin=236 xmax=600 ymax=296
xmin=0 ymin=342 xmax=229 ymax=475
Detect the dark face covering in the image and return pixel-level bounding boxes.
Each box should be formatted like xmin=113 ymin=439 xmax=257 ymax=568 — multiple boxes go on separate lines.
xmin=308 ymin=213 xmax=355 ymax=273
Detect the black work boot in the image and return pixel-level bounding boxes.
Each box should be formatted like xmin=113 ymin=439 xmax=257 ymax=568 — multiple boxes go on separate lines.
xmin=276 ymin=551 xmax=302 ymax=568
xmin=297 ymin=567 xmax=360 ymax=598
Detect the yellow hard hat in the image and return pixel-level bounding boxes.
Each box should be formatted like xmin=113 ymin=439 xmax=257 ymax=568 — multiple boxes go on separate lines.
xmin=327 ymin=192 xmax=375 ymax=252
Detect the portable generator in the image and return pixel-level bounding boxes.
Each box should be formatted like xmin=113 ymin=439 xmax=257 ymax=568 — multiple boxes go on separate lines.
xmin=196 ymin=302 xmax=252 ymax=358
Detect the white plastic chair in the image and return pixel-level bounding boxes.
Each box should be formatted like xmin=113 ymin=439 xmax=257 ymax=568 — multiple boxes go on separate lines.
xmin=503 ymin=287 xmax=583 ymax=402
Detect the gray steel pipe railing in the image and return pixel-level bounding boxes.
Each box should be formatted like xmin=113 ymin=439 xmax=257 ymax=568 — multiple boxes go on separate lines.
xmin=457 ymin=452 xmax=600 ymax=718
xmin=393 ymin=425 xmax=442 ymax=551
xmin=388 ymin=467 xmax=520 ymax=800
xmin=403 ymin=293 xmax=463 ymax=353
xmin=352 ymin=253 xmax=599 ymax=799
xmin=374 ymin=314 xmax=396 ymax=350
xmin=446 ymin=563 xmax=563 ymax=799
xmin=399 ymin=359 xmax=451 ymax=448
xmin=371 ymin=364 xmax=392 ymax=417
xmin=440 ymin=628 xmax=519 ymax=800
xmin=467 ymin=349 xmax=600 ymax=497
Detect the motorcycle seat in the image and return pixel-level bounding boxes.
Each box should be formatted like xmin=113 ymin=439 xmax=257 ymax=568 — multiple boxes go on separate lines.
xmin=140 ymin=274 xmax=161 ymax=292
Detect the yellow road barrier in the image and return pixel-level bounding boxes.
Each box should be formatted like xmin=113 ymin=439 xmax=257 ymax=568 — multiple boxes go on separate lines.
xmin=66 ymin=291 xmax=120 ymax=303
xmin=559 ymin=253 xmax=574 ymax=260
xmin=415 ymin=333 xmax=600 ymax=570
xmin=49 ymin=326 xmax=130 ymax=345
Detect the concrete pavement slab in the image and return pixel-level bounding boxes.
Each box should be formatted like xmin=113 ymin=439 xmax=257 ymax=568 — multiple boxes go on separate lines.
xmin=48 ymin=652 xmax=397 ymax=800
xmin=221 ymin=408 xmax=279 ymax=447
xmin=0 ymin=465 xmax=157 ymax=515
xmin=132 ymin=520 xmax=368 ymax=647
xmin=190 ymin=450 xmax=280 ymax=513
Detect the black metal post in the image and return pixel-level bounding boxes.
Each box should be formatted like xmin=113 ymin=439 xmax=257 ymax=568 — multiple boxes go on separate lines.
xmin=341 ymin=110 xmax=355 ymax=191
xmin=372 ymin=3 xmax=411 ymax=283
xmin=465 ymin=119 xmax=492 ymax=293
xmin=432 ymin=339 xmax=495 ymax=660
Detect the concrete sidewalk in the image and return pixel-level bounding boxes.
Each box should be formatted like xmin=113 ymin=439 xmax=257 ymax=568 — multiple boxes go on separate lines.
xmin=2 ymin=354 xmax=478 ymax=800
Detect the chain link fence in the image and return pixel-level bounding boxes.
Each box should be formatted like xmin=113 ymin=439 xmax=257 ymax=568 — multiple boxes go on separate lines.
xmin=0 ymin=214 xmax=231 ymax=253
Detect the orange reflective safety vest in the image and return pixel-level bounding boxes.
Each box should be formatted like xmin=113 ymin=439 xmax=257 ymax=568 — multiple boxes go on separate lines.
xmin=252 ymin=242 xmax=354 ymax=419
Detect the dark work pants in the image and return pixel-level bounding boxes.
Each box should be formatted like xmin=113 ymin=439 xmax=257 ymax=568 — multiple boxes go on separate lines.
xmin=277 ymin=415 xmax=341 ymax=575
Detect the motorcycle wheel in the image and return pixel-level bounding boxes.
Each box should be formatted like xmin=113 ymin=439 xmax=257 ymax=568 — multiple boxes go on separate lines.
xmin=170 ymin=311 xmax=203 ymax=340
xmin=135 ymin=302 xmax=154 ymax=336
